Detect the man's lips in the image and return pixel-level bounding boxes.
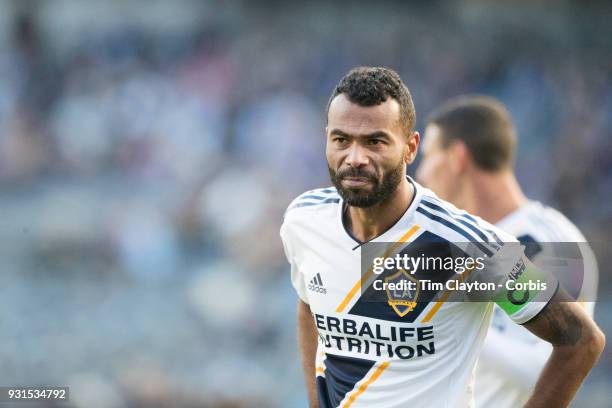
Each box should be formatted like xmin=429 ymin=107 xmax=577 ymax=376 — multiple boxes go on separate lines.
xmin=341 ymin=176 xmax=374 ymax=187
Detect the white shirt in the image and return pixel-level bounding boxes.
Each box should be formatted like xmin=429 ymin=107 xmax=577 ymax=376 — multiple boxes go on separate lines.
xmin=475 ymin=200 xmax=598 ymax=408
xmin=281 ymin=181 xmax=558 ymax=408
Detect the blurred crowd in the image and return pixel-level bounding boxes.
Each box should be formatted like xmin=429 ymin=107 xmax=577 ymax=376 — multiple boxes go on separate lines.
xmin=0 ymin=0 xmax=610 ymax=407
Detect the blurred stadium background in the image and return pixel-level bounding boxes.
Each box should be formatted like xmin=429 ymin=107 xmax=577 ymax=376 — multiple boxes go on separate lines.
xmin=0 ymin=0 xmax=610 ymax=407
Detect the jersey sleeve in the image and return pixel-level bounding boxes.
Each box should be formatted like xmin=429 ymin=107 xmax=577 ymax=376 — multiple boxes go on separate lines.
xmin=280 ymin=222 xmax=309 ymax=304
xmin=489 ymin=244 xmax=559 ymax=324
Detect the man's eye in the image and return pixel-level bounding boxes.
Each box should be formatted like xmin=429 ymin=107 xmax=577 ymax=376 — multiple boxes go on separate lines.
xmin=334 ymin=137 xmax=348 ymax=144
xmin=367 ymin=139 xmax=384 ymax=145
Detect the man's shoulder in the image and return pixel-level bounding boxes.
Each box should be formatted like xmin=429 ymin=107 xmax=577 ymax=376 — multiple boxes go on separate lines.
xmin=500 ymin=201 xmax=587 ymax=242
xmin=284 ymin=186 xmax=341 ymax=219
xmin=415 ymin=187 xmax=516 ymax=244
xmin=280 ymin=187 xmax=341 ymax=247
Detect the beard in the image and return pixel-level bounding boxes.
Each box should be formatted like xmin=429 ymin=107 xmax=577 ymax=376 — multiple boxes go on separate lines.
xmin=328 ymin=159 xmax=405 ymax=208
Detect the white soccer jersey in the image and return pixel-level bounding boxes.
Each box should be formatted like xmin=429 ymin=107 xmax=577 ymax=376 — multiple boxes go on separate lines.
xmin=475 ymin=200 xmax=599 ymax=408
xmin=280 ymin=179 xmax=557 ymax=408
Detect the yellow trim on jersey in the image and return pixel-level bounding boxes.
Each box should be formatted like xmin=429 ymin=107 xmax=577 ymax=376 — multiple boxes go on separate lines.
xmin=336 ymin=225 xmax=421 ymax=313
xmin=341 ymin=361 xmax=390 ymax=408
xmin=316 ymin=367 xmax=325 ymax=375
xmin=420 ymin=292 xmax=451 ymax=323
xmin=421 ymin=264 xmax=478 ymax=323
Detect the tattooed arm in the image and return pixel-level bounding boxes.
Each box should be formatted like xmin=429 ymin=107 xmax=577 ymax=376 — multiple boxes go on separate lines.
xmin=522 ymin=290 xmax=605 ymax=407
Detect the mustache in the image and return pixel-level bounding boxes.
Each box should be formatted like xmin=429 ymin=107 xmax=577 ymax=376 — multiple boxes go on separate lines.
xmin=336 ymin=167 xmax=378 ymax=180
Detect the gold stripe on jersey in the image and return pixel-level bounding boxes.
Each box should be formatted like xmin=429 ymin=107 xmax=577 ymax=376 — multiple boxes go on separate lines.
xmin=421 ymin=264 xmax=479 ymax=323
xmin=341 ymin=361 xmax=391 ymax=408
xmin=336 ymin=225 xmax=421 ymax=313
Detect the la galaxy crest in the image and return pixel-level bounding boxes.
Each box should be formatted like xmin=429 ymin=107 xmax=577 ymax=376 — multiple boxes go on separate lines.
xmin=385 ymin=269 xmax=419 ymax=317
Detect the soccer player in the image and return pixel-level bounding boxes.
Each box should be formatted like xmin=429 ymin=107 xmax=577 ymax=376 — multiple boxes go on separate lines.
xmin=280 ymin=67 xmax=604 ymax=408
xmin=416 ymin=95 xmax=600 ymax=408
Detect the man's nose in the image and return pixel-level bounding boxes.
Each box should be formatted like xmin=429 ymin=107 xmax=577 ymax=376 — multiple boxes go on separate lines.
xmin=345 ymin=144 xmax=369 ymax=168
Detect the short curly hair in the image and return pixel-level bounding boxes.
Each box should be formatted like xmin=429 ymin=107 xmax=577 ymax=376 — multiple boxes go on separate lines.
xmin=327 ymin=67 xmax=416 ymax=135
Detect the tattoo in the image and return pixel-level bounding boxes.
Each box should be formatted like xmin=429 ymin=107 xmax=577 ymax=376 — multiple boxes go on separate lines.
xmin=540 ymin=302 xmax=583 ymax=346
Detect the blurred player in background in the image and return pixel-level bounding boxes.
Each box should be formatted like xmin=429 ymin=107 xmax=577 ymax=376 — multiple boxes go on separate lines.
xmin=416 ymin=95 xmax=599 ymax=408
xmin=281 ymin=68 xmax=604 ymax=408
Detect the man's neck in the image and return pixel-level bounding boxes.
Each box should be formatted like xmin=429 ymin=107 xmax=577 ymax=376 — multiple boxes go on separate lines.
xmin=346 ymin=179 xmax=414 ymax=243
xmin=460 ymin=171 xmax=527 ymax=225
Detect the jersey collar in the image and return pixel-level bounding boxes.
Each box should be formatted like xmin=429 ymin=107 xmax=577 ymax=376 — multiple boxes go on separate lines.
xmin=337 ymin=176 xmax=423 ymax=249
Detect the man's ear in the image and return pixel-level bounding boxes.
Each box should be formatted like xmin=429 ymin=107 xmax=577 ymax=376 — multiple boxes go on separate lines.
xmin=404 ymin=131 xmax=420 ymax=164
xmin=448 ymin=140 xmax=470 ymax=174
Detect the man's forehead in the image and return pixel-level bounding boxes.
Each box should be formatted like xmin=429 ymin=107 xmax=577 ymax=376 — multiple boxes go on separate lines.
xmin=328 ymin=94 xmax=402 ymax=133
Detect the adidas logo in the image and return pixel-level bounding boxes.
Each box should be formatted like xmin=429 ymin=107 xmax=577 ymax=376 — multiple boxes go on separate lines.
xmin=308 ymin=273 xmax=327 ymax=294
